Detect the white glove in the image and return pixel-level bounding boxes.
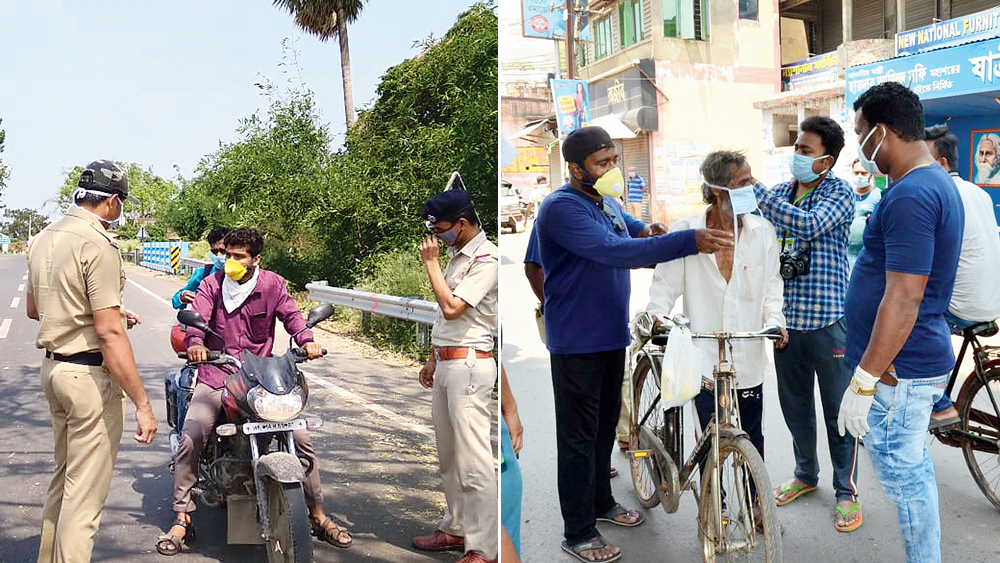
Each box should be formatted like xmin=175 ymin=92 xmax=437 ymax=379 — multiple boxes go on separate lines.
xmin=837 ymin=366 xmax=880 ymax=438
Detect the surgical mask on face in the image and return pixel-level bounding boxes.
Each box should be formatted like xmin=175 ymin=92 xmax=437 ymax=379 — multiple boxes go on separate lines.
xmin=851 ymin=174 xmax=871 ymax=189
xmin=579 ymin=165 xmax=625 ymax=199
xmin=629 ymin=171 xmax=637 ymax=178
xmin=211 ymin=253 xmax=226 ymax=271
xmin=436 ymin=225 xmax=460 ymax=247
xmin=224 ymin=258 xmax=248 ymax=282
xmin=706 ymin=182 xmax=760 ymax=216
xmin=857 ymin=125 xmax=885 ymax=176
xmin=790 ymin=153 xmax=830 ymax=183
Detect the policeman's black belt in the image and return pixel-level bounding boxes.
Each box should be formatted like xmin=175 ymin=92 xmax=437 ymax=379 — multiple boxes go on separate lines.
xmin=45 ymin=350 xmax=104 ymax=366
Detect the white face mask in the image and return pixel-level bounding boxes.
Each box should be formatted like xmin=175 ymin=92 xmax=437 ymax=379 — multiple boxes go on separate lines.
xmin=851 ymin=174 xmax=871 ymax=190
xmin=857 ymin=125 xmax=885 ymax=176
xmin=72 ymin=188 xmax=123 ymax=227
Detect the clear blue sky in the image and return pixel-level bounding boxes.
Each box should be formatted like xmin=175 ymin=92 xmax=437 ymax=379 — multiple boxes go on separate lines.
xmin=0 ymin=0 xmax=480 ymax=214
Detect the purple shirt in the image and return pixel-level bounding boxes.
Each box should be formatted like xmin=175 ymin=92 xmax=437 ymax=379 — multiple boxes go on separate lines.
xmin=185 ymin=269 xmax=314 ymax=389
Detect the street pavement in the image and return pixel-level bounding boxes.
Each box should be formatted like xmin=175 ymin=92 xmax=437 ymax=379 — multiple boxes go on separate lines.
xmin=0 ymin=253 xmax=464 ymax=563
xmin=499 ymin=227 xmax=1000 ymax=563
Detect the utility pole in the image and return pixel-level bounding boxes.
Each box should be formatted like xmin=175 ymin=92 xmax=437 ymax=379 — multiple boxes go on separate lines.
xmin=566 ymin=0 xmax=576 ymax=79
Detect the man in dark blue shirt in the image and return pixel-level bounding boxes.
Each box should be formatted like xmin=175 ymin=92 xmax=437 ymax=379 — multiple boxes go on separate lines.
xmin=841 ymin=82 xmax=963 ymax=563
xmin=534 ymin=127 xmax=731 ymax=563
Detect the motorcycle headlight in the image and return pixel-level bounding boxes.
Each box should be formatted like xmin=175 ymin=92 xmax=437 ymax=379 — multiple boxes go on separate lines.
xmin=247 ymin=385 xmax=305 ymax=422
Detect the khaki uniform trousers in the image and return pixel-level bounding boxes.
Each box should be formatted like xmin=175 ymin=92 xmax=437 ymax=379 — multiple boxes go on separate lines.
xmin=431 ymin=353 xmax=498 ymax=560
xmin=38 ymin=358 xmax=124 ymax=563
xmin=172 ymin=382 xmax=323 ymax=513
xmin=616 ymin=366 xmax=634 ymax=444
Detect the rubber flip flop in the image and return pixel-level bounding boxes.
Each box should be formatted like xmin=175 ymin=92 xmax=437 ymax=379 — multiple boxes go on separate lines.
xmin=596 ymin=503 xmax=644 ymax=527
xmin=561 ymin=536 xmax=622 ymax=563
xmin=609 ymin=466 xmax=618 ymax=478
xmin=773 ymin=479 xmax=817 ymax=506
xmin=835 ymin=502 xmax=863 ymax=532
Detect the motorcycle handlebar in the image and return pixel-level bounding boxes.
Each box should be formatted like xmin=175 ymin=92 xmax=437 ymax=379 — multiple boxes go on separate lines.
xmin=178 ymin=350 xmax=228 ymax=364
xmin=291 ymin=347 xmax=328 ymax=362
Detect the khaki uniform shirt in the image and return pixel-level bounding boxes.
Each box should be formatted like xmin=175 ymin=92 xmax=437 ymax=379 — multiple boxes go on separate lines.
xmin=27 ymin=207 xmax=125 ymax=355
xmin=431 ymin=230 xmax=498 ymax=351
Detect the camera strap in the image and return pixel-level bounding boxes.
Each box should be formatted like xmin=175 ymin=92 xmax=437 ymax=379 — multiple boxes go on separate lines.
xmin=780 ymin=184 xmax=817 ymax=251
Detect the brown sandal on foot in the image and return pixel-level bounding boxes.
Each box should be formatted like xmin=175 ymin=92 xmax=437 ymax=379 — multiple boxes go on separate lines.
xmin=156 ymin=519 xmax=195 ymax=556
xmin=311 ymin=515 xmax=352 ymax=548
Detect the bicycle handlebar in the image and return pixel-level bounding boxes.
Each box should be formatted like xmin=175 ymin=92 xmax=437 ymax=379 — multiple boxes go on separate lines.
xmin=648 ymin=314 xmax=782 ymax=341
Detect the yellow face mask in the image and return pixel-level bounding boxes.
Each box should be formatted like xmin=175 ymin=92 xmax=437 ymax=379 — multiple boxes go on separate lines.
xmin=224 ymin=258 xmax=248 ymax=282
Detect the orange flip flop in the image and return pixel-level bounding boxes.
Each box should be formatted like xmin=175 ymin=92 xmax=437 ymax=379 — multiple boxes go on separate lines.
xmin=835 ymin=502 xmax=863 ymax=532
xmin=773 ymin=479 xmax=817 ymax=506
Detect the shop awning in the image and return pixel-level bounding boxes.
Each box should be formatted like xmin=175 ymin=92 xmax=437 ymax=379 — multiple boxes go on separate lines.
xmin=591 ymin=113 xmax=636 ymax=139
xmin=511 ymin=119 xmax=550 ymax=141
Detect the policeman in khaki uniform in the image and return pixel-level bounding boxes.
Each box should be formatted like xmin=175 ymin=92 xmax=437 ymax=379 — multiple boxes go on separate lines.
xmin=412 ymin=188 xmax=499 ymax=563
xmin=26 ymin=160 xmax=157 ymax=563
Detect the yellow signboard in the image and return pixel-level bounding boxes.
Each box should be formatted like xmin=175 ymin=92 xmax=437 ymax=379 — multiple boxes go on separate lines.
xmin=503 ymin=146 xmax=549 ymax=173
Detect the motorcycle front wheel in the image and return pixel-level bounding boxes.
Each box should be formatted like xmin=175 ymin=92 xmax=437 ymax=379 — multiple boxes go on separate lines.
xmin=264 ymin=479 xmax=313 ymax=563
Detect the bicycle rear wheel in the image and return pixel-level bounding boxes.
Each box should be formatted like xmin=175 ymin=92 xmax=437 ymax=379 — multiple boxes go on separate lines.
xmin=956 ymin=366 xmax=1000 ymax=511
xmin=699 ymin=435 xmax=782 ymax=563
xmin=630 ymin=355 xmax=663 ymax=508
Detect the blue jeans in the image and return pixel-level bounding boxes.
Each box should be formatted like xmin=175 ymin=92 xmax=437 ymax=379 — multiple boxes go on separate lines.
xmin=933 ymin=311 xmax=977 ymax=413
xmin=864 ymin=373 xmax=948 ymax=563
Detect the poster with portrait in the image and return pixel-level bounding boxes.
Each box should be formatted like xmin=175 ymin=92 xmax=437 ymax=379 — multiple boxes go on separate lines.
xmin=551 ymin=79 xmax=591 ymax=136
xmin=971 ymin=129 xmax=1000 ymax=186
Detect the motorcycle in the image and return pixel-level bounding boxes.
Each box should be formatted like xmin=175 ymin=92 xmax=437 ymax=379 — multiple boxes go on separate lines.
xmin=164 ymin=303 xmax=334 ymax=563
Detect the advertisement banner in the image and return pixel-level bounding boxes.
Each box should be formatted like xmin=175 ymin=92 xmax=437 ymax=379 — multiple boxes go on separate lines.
xmin=781 ymin=52 xmax=839 ymax=91
xmin=521 ymin=0 xmax=590 ymax=41
xmin=551 ymin=79 xmax=591 ymax=136
xmin=846 ymin=40 xmax=1000 ymax=109
xmin=896 ymin=6 xmax=1000 ymax=56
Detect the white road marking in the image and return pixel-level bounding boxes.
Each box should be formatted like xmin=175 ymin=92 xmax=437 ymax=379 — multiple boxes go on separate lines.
xmin=21 ymin=274 xmax=27 ymax=281
xmin=9 ymin=297 xmax=19 ymax=309
xmin=17 ymin=284 xmax=24 ymax=292
xmin=0 ymin=319 xmax=10 ymax=339
xmin=306 ymin=376 xmax=434 ymax=438
xmin=126 ymin=278 xmax=172 ymax=308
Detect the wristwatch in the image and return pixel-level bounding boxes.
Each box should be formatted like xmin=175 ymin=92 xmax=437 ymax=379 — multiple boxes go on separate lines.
xmin=850 ymin=377 xmax=877 ymax=396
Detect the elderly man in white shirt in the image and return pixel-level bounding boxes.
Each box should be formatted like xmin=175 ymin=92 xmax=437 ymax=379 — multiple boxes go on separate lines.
xmin=647 ymin=151 xmax=788 ymax=459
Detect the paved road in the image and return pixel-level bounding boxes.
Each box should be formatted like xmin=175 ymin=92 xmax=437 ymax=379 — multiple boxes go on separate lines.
xmin=499 ymin=228 xmax=1000 ymax=563
xmin=0 ymin=253 xmax=460 ymax=563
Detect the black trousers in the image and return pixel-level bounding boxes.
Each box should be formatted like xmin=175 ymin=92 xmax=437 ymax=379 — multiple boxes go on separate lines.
xmin=551 ymin=348 xmax=625 ymax=544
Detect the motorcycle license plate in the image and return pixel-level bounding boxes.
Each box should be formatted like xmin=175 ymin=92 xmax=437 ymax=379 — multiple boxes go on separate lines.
xmin=242 ymin=419 xmax=306 ymax=435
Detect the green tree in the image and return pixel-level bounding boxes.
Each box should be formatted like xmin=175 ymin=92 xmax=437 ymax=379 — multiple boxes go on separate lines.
xmin=2 ymin=208 xmax=49 ymax=242
xmin=272 ymin=0 xmax=366 ymax=129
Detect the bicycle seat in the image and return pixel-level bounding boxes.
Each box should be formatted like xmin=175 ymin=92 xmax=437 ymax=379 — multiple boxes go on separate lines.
xmin=963 ymin=321 xmax=998 ymax=339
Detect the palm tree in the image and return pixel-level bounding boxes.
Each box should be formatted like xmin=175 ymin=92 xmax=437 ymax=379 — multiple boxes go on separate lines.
xmin=272 ymin=0 xmax=366 ymax=129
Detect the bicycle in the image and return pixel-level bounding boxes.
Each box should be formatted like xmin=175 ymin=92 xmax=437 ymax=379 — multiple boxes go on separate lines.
xmin=627 ymin=312 xmax=783 ymax=563
xmin=929 ymin=319 xmax=1000 ymax=510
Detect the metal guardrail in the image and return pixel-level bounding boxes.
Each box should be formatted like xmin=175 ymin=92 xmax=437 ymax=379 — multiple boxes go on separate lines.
xmin=306 ymin=281 xmax=437 ymax=325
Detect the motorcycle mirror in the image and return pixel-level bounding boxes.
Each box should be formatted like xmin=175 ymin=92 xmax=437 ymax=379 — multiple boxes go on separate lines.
xmin=305 ymin=303 xmax=335 ymax=328
xmin=177 ymin=310 xmax=210 ymax=333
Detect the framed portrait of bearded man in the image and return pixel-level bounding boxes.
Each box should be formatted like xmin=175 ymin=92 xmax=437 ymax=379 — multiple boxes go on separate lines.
xmin=971 ymin=129 xmax=1000 ymax=186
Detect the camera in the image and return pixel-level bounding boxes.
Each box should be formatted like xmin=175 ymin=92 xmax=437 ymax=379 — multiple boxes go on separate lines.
xmin=779 ymin=248 xmax=811 ymax=280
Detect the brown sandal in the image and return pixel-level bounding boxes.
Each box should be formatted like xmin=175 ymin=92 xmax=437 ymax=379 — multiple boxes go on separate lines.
xmin=311 ymin=515 xmax=352 ymax=548
xmin=156 ymin=519 xmax=195 ymax=556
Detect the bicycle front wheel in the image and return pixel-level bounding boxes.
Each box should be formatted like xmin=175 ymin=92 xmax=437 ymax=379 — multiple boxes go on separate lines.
xmin=630 ymin=354 xmax=663 ymax=508
xmin=956 ymin=366 xmax=1000 ymax=511
xmin=699 ymin=435 xmax=782 ymax=563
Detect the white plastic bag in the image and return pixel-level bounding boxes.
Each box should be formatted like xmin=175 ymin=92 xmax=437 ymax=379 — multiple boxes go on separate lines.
xmin=660 ymin=326 xmax=702 ymax=408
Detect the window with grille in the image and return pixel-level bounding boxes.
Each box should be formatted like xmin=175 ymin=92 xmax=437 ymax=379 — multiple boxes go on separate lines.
xmin=620 ymin=0 xmax=645 ymax=46
xmin=664 ymin=0 xmax=708 ymax=40
xmin=595 ymin=15 xmax=615 ymax=59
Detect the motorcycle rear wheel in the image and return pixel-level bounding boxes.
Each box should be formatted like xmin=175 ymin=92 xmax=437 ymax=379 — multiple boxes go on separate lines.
xmin=264 ymin=479 xmax=313 ymax=563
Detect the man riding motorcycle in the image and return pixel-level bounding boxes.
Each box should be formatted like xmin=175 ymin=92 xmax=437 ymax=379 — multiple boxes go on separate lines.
xmin=156 ymin=227 xmax=352 ymax=556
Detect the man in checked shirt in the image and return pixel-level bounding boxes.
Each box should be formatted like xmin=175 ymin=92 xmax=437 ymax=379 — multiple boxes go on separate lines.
xmin=753 ymin=116 xmax=862 ymax=533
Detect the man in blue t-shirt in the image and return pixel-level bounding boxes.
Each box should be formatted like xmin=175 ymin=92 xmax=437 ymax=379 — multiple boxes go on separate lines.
xmin=534 ymin=127 xmax=732 ymax=563
xmin=842 ymin=82 xmax=963 ymax=563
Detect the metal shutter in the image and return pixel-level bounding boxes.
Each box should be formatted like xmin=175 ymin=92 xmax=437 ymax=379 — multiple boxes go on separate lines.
xmin=906 ymin=0 xmax=937 ymax=31
xmin=853 ymin=0 xmax=885 ymax=39
xmin=620 ymin=134 xmax=651 ymax=185
xmin=950 ymin=0 xmax=1000 ymax=18
xmin=822 ymin=0 xmax=844 ymax=53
